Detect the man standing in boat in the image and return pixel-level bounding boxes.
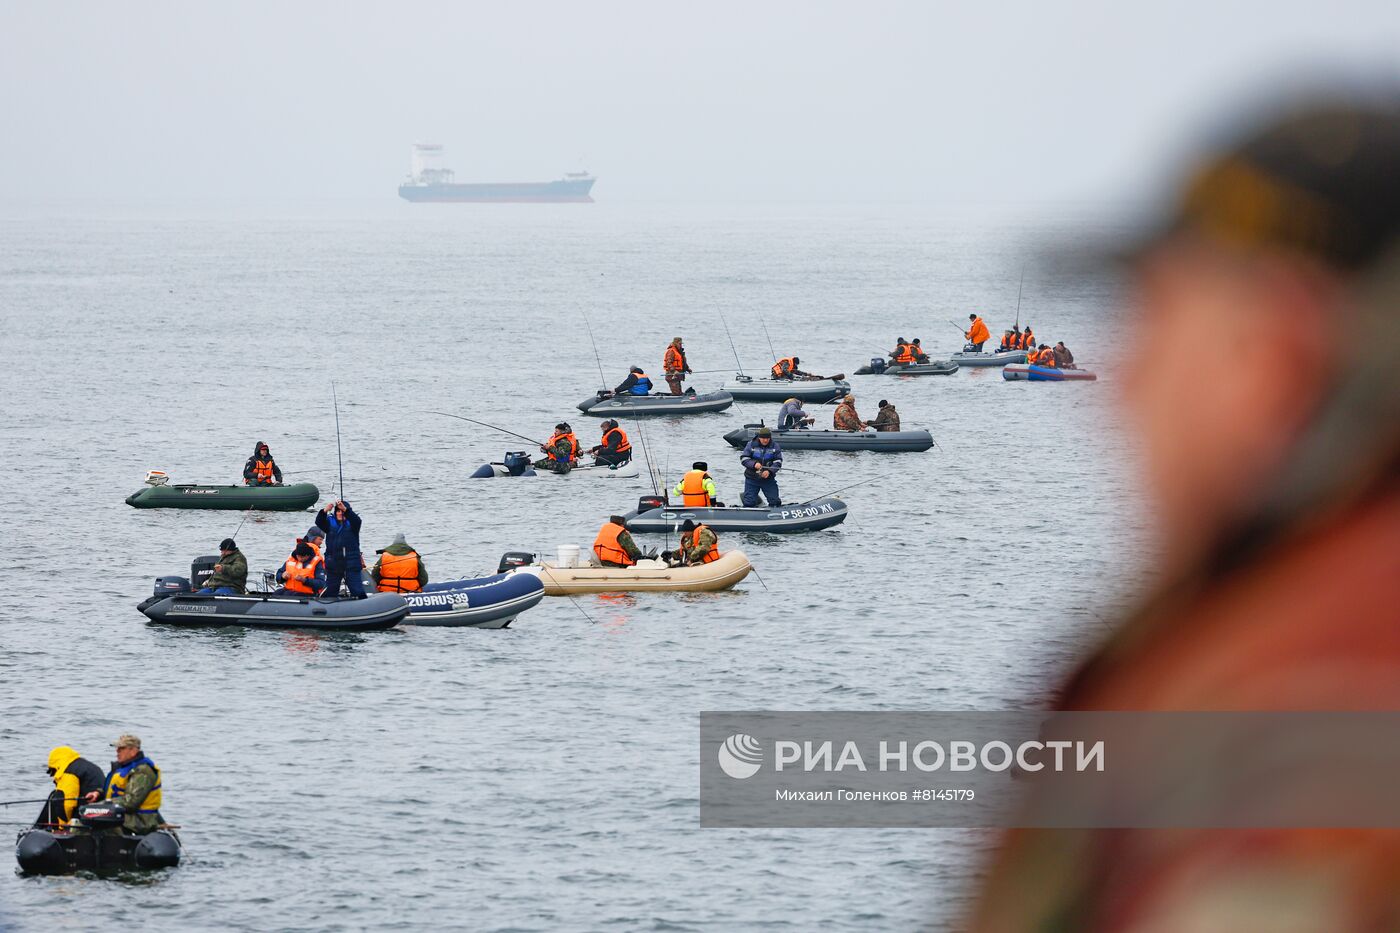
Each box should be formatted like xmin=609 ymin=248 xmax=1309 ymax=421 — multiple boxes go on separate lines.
xmin=663 ymin=337 xmax=692 ymax=395
xmin=740 ymin=427 xmax=783 ymax=507
xmin=316 ymin=499 xmax=366 ymax=598
xmin=964 ymin=313 xmax=991 ymax=351
xmin=242 ymin=441 xmax=283 ymax=486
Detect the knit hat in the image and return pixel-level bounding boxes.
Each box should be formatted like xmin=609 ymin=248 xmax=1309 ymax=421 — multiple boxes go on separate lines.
xmin=756 ymin=426 xmax=772 ymax=437
xmin=304 ymin=526 xmax=324 ymax=540
xmin=680 ymin=519 xmax=696 ymax=531
xmin=392 ymin=533 xmax=407 ymax=546
xmin=220 ymin=538 xmax=236 ymax=551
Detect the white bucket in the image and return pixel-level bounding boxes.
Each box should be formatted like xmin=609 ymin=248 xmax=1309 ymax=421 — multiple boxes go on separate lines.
xmin=557 ymin=544 xmax=581 ymax=569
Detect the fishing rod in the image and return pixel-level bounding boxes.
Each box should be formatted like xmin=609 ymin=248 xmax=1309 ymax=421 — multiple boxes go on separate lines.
xmin=421 ymin=411 xmax=545 ymax=447
xmin=0 ymin=798 xmax=52 ymax=807
xmin=948 ymin=319 xmax=968 ymax=336
xmin=1014 ymin=265 xmax=1025 ymax=330
xmin=631 ymin=418 xmax=661 ymax=498
xmin=719 ymin=313 xmax=746 ymax=376
xmin=581 ymin=312 xmax=608 ymax=390
xmin=748 ymin=566 xmax=771 ymax=592
xmin=229 ymin=504 xmax=255 ymax=540
xmin=796 ymin=475 xmax=882 ymax=505
xmin=332 ymin=382 xmax=345 ymax=500
xmin=758 ymin=315 xmax=779 ymax=363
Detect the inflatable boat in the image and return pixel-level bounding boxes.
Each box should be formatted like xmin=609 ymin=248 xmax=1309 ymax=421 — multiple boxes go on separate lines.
xmin=577 ymin=390 xmax=733 ymax=416
xmin=854 ymin=359 xmax=959 ymax=376
xmin=470 ymin=452 xmax=640 ymax=479
xmin=949 ymin=349 xmax=1027 ymax=367
xmin=621 ymin=495 xmax=848 ymax=533
xmin=721 ymin=375 xmax=850 ymax=403
xmin=125 ymin=480 xmax=319 ymax=511
xmin=533 ymin=550 xmax=752 ymax=594
xmin=400 ymin=569 xmax=545 ymax=628
xmin=1002 ymin=364 xmax=1099 ymax=382
xmin=16 ymin=802 xmax=180 ymax=875
xmin=137 ymin=582 xmax=407 ymax=631
xmin=722 ymin=424 xmax=934 ymax=452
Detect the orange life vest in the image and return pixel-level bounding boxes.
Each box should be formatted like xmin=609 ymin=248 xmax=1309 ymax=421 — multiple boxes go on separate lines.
xmin=547 ymin=432 xmax=579 ymax=462
xmin=282 ymin=555 xmax=321 ymax=595
xmin=602 ymin=426 xmax=631 ymax=454
xmin=682 ymin=524 xmax=720 ymax=563
xmin=679 ymin=469 xmax=712 ymax=506
xmin=966 ymin=317 xmax=990 ymax=345
xmin=772 ymin=357 xmax=797 ymax=378
xmin=1021 ymin=330 xmax=1034 ymax=350
xmin=250 ymin=458 xmax=274 ymax=484
xmin=664 ymin=346 xmax=685 ymax=373
xmin=593 ymin=521 xmax=635 ymax=567
xmin=894 ymin=343 xmax=915 ymax=364
xmin=376 ymin=549 xmax=422 ymax=593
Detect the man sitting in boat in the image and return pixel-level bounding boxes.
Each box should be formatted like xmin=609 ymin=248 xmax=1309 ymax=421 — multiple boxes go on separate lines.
xmin=672 ymin=461 xmax=720 ymax=506
xmin=198 ymin=538 xmax=247 ymax=594
xmin=866 ymin=399 xmax=901 ymax=432
xmin=1053 ymin=341 xmax=1077 ymax=369
xmin=38 ymin=746 xmax=105 ymax=829
xmin=663 ymin=338 xmax=691 ymax=396
xmin=536 ymin=423 xmax=580 ymax=474
xmin=1030 ymin=344 xmax=1057 ymax=367
xmin=82 ymin=734 xmax=163 ymax=836
xmin=613 ymin=366 xmax=653 ymax=396
xmin=777 ymin=398 xmax=815 ymax=430
xmin=1019 ymin=324 xmax=1035 ymax=350
xmin=672 ymin=519 xmax=720 ymax=567
xmin=770 ymin=356 xmax=813 ymax=380
xmin=590 ymin=419 xmax=632 ymax=466
xmin=276 ymin=541 xmax=327 ymax=596
xmin=888 ymin=338 xmax=916 ymax=365
xmin=909 ymin=338 xmax=929 ymax=362
xmin=833 ymin=395 xmax=866 ymax=432
xmin=740 ymin=427 xmax=783 ymax=507
xmin=998 ymin=328 xmax=1018 ymax=351
xmin=371 ymin=533 xmax=427 ymax=593
xmin=242 ymin=441 xmax=283 ymax=487
xmin=593 ymin=515 xmax=644 ymax=567
xmin=964 ymin=313 xmax=992 ymax=352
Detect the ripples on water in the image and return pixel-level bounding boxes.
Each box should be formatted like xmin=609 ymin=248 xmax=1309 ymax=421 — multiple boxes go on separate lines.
xmin=0 ymin=201 xmax=1151 ymax=930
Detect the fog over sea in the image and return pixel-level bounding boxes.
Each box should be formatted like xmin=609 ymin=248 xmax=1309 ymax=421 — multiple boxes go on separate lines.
xmin=0 ymin=199 xmax=1152 ymax=930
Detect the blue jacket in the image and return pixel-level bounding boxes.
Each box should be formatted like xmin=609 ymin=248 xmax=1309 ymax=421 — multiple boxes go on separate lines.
xmin=740 ymin=439 xmax=783 ymax=478
xmin=777 ymin=401 xmax=807 ymax=430
xmin=315 ymin=503 xmax=363 ymax=563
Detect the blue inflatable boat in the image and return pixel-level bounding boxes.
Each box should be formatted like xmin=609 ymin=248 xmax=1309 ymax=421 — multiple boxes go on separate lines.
xmin=400 ymin=569 xmax=545 ymax=628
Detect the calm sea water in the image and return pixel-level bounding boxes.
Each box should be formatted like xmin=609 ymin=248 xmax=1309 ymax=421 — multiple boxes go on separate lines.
xmin=0 ymin=199 xmax=1151 ymax=930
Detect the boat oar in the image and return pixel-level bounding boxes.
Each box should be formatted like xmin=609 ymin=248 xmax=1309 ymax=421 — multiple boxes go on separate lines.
xmin=422 ymin=411 xmax=545 ymax=447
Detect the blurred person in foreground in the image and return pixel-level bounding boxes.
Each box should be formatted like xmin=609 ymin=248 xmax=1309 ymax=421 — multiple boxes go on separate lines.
xmin=969 ymin=97 xmax=1400 ymax=931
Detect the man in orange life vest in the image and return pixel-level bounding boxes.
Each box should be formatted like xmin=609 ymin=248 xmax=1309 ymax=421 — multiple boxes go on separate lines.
xmin=590 ymin=419 xmax=632 ymax=467
xmin=663 ymin=337 xmax=692 ymax=395
xmin=371 ymin=533 xmax=428 ymax=593
xmin=672 ymin=461 xmax=720 ymax=506
xmin=592 ymin=515 xmax=644 ymax=568
xmin=537 ymin=423 xmax=580 ymax=474
xmin=964 ymin=313 xmax=991 ymax=351
xmin=888 ymin=338 xmax=916 ymax=365
xmin=672 ymin=518 xmax=720 ymax=567
xmin=770 ymin=356 xmax=813 ymax=380
xmin=276 ymin=541 xmax=326 ymax=595
xmin=242 ymin=441 xmax=282 ymax=486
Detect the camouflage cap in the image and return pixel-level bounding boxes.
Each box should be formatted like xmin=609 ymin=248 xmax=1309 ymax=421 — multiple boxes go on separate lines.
xmin=111 ymin=734 xmax=141 ymax=749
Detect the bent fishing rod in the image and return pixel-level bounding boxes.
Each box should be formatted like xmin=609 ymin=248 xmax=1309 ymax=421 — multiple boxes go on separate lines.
xmin=422 ymin=410 xmax=545 ymax=447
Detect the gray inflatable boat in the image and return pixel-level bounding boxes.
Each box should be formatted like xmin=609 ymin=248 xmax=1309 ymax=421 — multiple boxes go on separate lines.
xmin=949 ymin=349 xmax=1027 ymax=367
xmin=621 ymin=495 xmax=848 ymax=533
xmin=854 ymin=359 xmax=959 ymax=376
xmin=722 ymin=423 xmax=933 ymax=452
xmin=137 ymin=586 xmax=407 ymax=631
xmin=721 ymin=374 xmax=849 ymax=403
xmin=577 ymin=390 xmax=733 ymax=416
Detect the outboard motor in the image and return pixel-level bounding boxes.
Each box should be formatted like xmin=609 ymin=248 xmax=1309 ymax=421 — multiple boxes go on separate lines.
xmin=503 ymin=451 xmax=532 ymax=476
xmin=190 ymin=556 xmax=219 ymax=591
xmin=869 ymin=357 xmax=886 ymax=374
xmin=133 ymin=830 xmax=181 ymax=869
xmin=497 ymin=551 xmax=536 ymax=574
xmin=143 ymin=470 xmax=170 ymax=487
xmin=637 ymin=495 xmax=666 ymax=513
xmin=153 ymin=576 xmax=192 ymax=600
xmin=74 ymin=801 xmax=126 ymax=828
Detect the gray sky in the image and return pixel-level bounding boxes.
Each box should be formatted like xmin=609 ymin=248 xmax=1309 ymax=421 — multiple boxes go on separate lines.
xmin=2 ymin=1 xmax=1397 ymax=203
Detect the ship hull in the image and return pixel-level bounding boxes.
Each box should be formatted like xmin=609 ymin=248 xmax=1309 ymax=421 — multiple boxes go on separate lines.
xmin=399 ymin=179 xmax=595 ymax=203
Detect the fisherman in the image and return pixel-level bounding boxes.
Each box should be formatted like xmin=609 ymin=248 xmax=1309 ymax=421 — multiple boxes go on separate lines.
xmin=964 ymin=313 xmax=991 ymax=351
xmin=536 ymin=423 xmax=580 ymax=474
xmin=777 ymin=397 xmax=814 ymax=430
xmin=833 ymin=394 xmax=865 ymax=431
xmin=198 ymin=538 xmax=247 ymax=594
xmin=274 ymin=541 xmax=325 ymax=595
xmin=83 ymin=734 xmax=162 ymax=835
xmin=242 ymin=441 xmax=282 ymax=486
xmin=301 ymin=526 xmax=325 ymax=561
xmin=888 ymin=338 xmax=915 ymax=365
xmin=909 ymin=338 xmax=929 ymax=362
xmin=675 ymin=518 xmax=720 ymax=566
xmin=315 ymin=499 xmax=365 ymax=598
xmin=770 ymin=356 xmax=812 ymax=380
xmin=866 ymin=399 xmax=901 ymax=432
xmin=371 ymin=533 xmax=427 ymax=593
xmin=740 ymin=427 xmax=783 ymax=507
xmin=1019 ymin=323 xmax=1035 ymax=350
xmin=1031 ymin=343 xmax=1057 ymax=367
xmin=38 ymin=746 xmax=105 ymax=828
xmin=969 ymin=97 xmax=1400 ymax=932
xmin=672 ymin=461 xmax=719 ymax=506
xmin=997 ymin=330 xmax=1016 ymax=351
xmin=592 ymin=515 xmax=643 ymax=568
xmin=1053 ymin=341 xmax=1076 ymax=369
xmin=663 ymin=337 xmax=691 ymax=395
xmin=613 ymin=366 xmax=653 ymax=396
xmin=590 ymin=419 xmax=632 ymax=466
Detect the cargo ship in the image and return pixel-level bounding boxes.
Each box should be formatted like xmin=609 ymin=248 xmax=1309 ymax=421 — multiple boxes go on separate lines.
xmin=398 ymin=143 xmax=595 ymax=203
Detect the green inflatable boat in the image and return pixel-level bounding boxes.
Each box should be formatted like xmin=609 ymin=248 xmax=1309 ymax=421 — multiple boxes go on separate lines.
xmin=125 ymin=481 xmax=319 ymax=511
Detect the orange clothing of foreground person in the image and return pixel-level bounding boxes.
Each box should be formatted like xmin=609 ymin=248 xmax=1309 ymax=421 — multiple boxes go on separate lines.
xmin=965 ymin=316 xmax=991 ymax=345
xmin=968 ymin=490 xmax=1400 ymax=932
